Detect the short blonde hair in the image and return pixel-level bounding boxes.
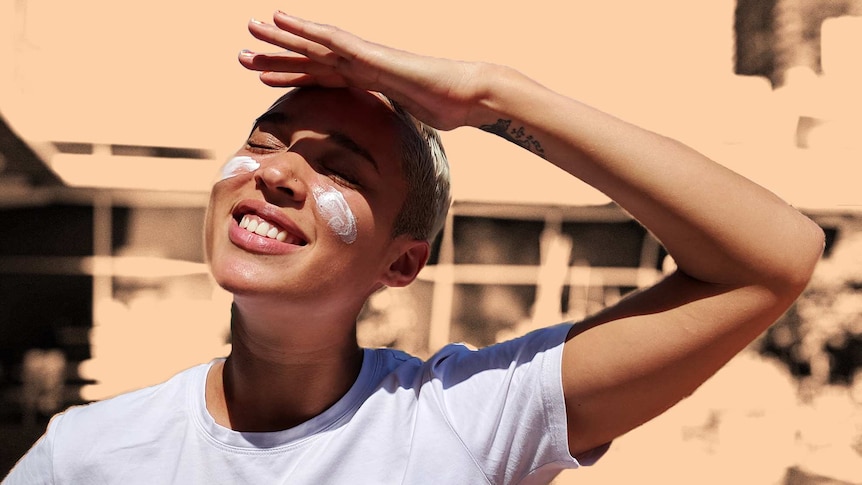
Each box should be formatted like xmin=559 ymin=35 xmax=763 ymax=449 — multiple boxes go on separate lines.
xmin=263 ymin=88 xmax=452 ymax=242
xmin=384 ymin=98 xmax=451 ymax=242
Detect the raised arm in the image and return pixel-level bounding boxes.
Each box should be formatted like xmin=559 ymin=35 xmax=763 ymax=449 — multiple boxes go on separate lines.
xmin=240 ymin=12 xmax=825 ymax=456
xmin=475 ymin=68 xmax=825 ymax=455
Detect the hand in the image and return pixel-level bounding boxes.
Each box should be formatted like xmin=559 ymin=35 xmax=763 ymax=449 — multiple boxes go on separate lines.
xmin=239 ymin=12 xmax=485 ymax=131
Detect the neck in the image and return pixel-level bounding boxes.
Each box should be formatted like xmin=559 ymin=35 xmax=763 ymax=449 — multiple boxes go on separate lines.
xmin=206 ymin=298 xmax=363 ymax=432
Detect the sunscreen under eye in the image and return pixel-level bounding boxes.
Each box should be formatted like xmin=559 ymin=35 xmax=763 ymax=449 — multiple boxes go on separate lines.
xmin=312 ymin=184 xmax=357 ymax=244
xmin=219 ymin=156 xmax=261 ymax=181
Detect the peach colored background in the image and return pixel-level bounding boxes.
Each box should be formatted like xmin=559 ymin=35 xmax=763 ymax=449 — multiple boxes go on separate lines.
xmin=2 ymin=1 xmax=861 ymax=483
xmin=3 ymin=1 xmax=858 ymax=208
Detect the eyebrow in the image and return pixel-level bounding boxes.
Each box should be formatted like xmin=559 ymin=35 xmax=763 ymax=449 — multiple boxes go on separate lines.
xmin=251 ymin=111 xmax=379 ymax=172
xmin=325 ymin=130 xmax=379 ymax=172
xmin=252 ymin=111 xmax=289 ymax=131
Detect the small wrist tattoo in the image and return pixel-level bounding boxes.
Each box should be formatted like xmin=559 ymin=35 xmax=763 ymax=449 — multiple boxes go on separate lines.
xmin=479 ymin=119 xmax=546 ymax=159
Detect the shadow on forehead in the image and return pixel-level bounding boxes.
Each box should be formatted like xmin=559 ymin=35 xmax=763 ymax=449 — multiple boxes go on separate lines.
xmin=249 ymin=87 xmax=396 ymax=135
xmin=268 ymin=87 xmax=392 ymax=114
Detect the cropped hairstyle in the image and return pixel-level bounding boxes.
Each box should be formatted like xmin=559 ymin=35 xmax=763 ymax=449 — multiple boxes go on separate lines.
xmin=382 ymin=97 xmax=451 ymax=243
xmin=261 ymin=88 xmax=452 ymax=242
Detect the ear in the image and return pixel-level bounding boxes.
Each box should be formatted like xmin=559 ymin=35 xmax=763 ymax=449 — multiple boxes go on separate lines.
xmin=381 ymin=239 xmax=430 ymax=288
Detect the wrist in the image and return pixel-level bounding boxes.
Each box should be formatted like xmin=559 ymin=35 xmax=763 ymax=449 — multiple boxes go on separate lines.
xmin=463 ymin=64 xmax=550 ymax=129
xmin=463 ymin=63 xmax=516 ymax=128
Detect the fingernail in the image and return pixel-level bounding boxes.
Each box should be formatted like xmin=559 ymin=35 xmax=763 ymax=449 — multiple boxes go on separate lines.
xmin=250 ymin=17 xmax=265 ymax=25
xmin=240 ymin=49 xmax=255 ymax=58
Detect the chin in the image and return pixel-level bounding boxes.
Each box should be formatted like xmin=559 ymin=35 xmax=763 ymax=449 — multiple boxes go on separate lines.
xmin=210 ymin=257 xmax=271 ymax=295
xmin=210 ymin=262 xmax=313 ymax=304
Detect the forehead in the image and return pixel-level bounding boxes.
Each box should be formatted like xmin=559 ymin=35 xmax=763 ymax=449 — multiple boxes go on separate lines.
xmin=266 ymin=86 xmax=394 ymax=116
xmin=257 ymin=88 xmax=403 ymax=163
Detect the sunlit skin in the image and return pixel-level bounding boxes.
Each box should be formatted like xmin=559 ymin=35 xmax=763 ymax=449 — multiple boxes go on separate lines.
xmin=203 ymin=88 xmax=429 ymax=431
xmin=232 ymin=12 xmax=824 ymax=456
xmin=4 ymin=10 xmax=829 ymax=483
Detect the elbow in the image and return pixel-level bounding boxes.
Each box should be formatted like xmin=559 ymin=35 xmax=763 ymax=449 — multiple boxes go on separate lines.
xmin=776 ymin=216 xmax=825 ymax=294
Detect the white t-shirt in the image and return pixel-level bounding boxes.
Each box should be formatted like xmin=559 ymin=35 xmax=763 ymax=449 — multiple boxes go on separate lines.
xmin=4 ymin=323 xmax=606 ymax=484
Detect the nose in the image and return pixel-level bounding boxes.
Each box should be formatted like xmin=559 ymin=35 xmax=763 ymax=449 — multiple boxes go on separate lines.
xmin=253 ymin=154 xmax=309 ymax=206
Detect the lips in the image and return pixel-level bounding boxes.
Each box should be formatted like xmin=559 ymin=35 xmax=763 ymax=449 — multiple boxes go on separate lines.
xmin=238 ymin=213 xmax=305 ymax=245
xmin=228 ymin=200 xmax=309 ymax=253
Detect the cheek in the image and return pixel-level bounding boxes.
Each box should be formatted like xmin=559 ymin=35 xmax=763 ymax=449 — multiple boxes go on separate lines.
xmin=312 ymin=185 xmax=358 ymax=245
xmin=217 ymin=156 xmax=260 ymax=182
xmin=203 ymin=202 xmax=218 ymax=262
xmin=203 ymin=185 xmax=231 ymax=259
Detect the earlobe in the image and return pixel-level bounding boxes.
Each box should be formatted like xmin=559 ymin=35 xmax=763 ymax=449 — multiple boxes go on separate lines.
xmin=382 ymin=240 xmax=430 ymax=288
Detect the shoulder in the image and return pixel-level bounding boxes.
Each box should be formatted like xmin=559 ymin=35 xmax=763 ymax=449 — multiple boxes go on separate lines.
xmin=365 ymin=323 xmax=573 ymax=401
xmin=4 ymin=363 xmax=211 ymax=483
xmin=425 ymin=323 xmax=573 ymax=379
xmin=394 ymin=324 xmax=578 ymax=481
xmin=51 ymin=362 xmax=208 ymax=441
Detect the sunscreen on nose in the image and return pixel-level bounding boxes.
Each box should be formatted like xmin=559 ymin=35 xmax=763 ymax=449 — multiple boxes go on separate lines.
xmin=218 ymin=156 xmax=260 ymax=181
xmin=312 ymin=185 xmax=357 ymax=244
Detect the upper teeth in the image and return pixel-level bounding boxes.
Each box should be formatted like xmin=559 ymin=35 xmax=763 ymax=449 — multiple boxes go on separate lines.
xmin=239 ymin=214 xmax=289 ymax=242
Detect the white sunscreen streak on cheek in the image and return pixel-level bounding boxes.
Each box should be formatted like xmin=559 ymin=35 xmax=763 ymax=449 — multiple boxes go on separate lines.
xmin=218 ymin=156 xmax=260 ymax=181
xmin=312 ymin=185 xmax=357 ymax=244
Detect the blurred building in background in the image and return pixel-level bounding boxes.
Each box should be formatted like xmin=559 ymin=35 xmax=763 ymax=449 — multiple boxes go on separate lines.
xmin=1 ymin=0 xmax=860 ymax=483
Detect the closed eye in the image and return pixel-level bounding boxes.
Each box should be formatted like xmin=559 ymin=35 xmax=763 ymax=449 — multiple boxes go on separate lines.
xmin=321 ymin=164 xmax=361 ymax=189
xmin=245 ymin=141 xmax=278 ymax=153
xmin=245 ymin=130 xmax=285 ymax=154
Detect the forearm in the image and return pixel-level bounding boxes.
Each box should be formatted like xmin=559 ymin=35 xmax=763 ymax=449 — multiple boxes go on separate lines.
xmin=242 ymin=13 xmax=822 ymax=289
xmin=467 ymin=64 xmax=824 ymax=289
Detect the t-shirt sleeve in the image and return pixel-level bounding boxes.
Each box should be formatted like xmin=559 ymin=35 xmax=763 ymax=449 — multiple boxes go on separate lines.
xmin=422 ymin=323 xmax=605 ymax=484
xmin=2 ymin=414 xmax=60 ymax=485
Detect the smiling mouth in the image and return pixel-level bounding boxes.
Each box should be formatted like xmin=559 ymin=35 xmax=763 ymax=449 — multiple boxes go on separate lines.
xmin=237 ymin=214 xmax=308 ymax=246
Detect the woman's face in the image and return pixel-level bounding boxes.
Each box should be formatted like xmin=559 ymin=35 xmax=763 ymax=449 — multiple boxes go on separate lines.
xmin=205 ymin=88 xmax=417 ymax=315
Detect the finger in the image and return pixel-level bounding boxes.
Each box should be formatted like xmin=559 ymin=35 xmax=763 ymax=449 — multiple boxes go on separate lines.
xmin=248 ymin=18 xmax=342 ymax=68
xmin=270 ymin=13 xmax=378 ymax=67
xmin=238 ymin=50 xmax=334 ymax=77
xmin=270 ymin=13 xmax=340 ymax=51
xmin=238 ymin=49 xmax=302 ymax=70
xmin=258 ymin=71 xmax=349 ymax=89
